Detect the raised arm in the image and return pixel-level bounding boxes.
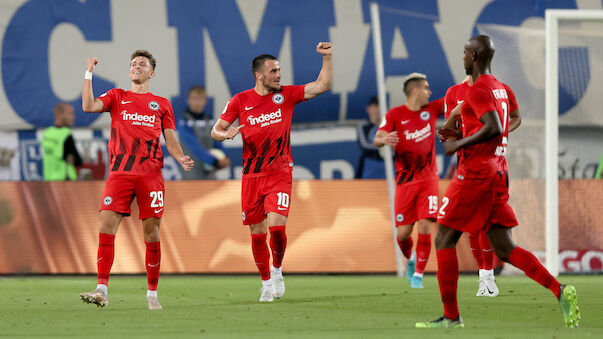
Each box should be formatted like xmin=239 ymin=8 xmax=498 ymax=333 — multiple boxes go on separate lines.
xmin=82 ymin=57 xmax=106 ymax=113
xmin=163 ymin=128 xmax=194 ymax=171
xmin=211 ymin=118 xmax=244 ymax=142
xmin=304 ymin=42 xmax=333 ymax=100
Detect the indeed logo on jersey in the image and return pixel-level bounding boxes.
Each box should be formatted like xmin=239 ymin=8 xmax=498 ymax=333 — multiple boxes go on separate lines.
xmin=247 ymin=109 xmax=282 ymax=127
xmin=404 ymin=123 xmax=431 ymax=142
xmin=121 ymin=110 xmax=155 ymax=127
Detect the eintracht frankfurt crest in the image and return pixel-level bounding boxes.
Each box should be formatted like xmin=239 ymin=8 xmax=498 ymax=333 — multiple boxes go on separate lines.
xmin=420 ymin=111 xmax=430 ymax=121
xmin=148 ymin=101 xmax=160 ymax=111
xmin=272 ymin=93 xmax=284 ymax=104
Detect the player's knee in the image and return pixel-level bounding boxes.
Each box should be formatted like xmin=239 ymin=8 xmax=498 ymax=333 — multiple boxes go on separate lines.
xmin=144 ymin=233 xmax=160 ymax=243
xmin=396 ymin=226 xmax=412 ymax=241
xmin=434 ymin=232 xmax=450 ymax=250
xmin=493 ymin=245 xmax=513 ymax=262
xmin=416 ymin=219 xmax=433 ymax=234
xmin=249 ymin=223 xmax=268 ymax=235
xmin=435 ymin=226 xmax=458 ymax=250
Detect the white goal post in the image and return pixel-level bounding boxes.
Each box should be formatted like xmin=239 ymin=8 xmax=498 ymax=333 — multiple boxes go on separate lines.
xmin=545 ymin=9 xmax=603 ymax=277
xmin=369 ymin=2 xmax=404 ymax=277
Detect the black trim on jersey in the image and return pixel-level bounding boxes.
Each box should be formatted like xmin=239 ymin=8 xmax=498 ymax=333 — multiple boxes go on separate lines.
xmin=275 ymin=135 xmax=284 ymax=155
xmin=152 ymin=137 xmax=160 ymax=159
xmin=139 ymin=139 xmax=153 ymax=165
xmin=123 ymin=155 xmax=136 ymax=172
xmin=243 ymin=159 xmax=252 ymax=174
xmin=112 ymin=154 xmax=124 ymax=171
xmin=242 ymin=134 xmax=255 ymax=175
xmin=253 ymin=138 xmax=272 ymax=174
xmin=132 ymin=137 xmax=140 ymax=154
xmin=118 ymin=135 xmax=127 ymax=154
xmin=284 ymin=133 xmax=290 ymax=154
xmin=122 ymin=138 xmax=140 ymax=172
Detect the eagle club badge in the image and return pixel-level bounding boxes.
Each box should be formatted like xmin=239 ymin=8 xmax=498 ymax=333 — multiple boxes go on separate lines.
xmin=148 ymin=101 xmax=160 ymax=111
xmin=272 ymin=93 xmax=284 ymax=104
xmin=420 ymin=111 xmax=430 ymax=121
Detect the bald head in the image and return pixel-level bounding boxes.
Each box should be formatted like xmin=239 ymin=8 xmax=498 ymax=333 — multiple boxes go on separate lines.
xmin=463 ymin=35 xmax=495 ymax=76
xmin=54 ymin=102 xmax=75 ymax=127
xmin=470 ymin=35 xmax=494 ymax=63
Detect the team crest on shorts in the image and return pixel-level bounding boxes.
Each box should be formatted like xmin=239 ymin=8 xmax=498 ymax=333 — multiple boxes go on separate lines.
xmin=272 ymin=93 xmax=284 ymax=104
xmin=420 ymin=111 xmax=430 ymax=121
xmin=242 ymin=212 xmax=246 ymax=221
xmin=396 ymin=213 xmax=404 ymax=222
xmin=148 ymin=101 xmax=160 ymax=111
xmin=103 ymin=196 xmax=113 ymax=206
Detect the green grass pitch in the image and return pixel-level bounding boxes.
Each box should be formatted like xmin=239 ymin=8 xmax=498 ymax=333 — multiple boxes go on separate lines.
xmin=1 ymin=275 xmax=601 ymax=338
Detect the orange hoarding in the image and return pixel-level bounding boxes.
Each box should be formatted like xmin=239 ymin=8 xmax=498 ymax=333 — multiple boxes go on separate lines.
xmin=0 ymin=180 xmax=600 ymax=274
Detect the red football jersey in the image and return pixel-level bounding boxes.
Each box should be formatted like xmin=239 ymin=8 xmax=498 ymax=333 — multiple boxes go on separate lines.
xmin=459 ymin=75 xmax=517 ymax=187
xmin=220 ymin=85 xmax=306 ymax=177
xmin=98 ymin=89 xmax=176 ymax=174
xmin=444 ymin=82 xmax=470 ymax=119
xmin=444 ymin=82 xmax=470 ymax=160
xmin=378 ymin=98 xmax=444 ymax=184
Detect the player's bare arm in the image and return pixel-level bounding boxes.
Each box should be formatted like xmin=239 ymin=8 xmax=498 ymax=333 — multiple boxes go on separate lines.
xmin=81 ymin=57 xmax=105 ymax=113
xmin=211 ymin=118 xmax=244 ymax=141
xmin=509 ymin=109 xmax=521 ymax=132
xmin=163 ymin=128 xmax=194 ymax=171
xmin=373 ymin=130 xmax=399 ymax=147
xmin=443 ymin=110 xmax=502 ymax=156
xmin=304 ymin=42 xmax=333 ymax=100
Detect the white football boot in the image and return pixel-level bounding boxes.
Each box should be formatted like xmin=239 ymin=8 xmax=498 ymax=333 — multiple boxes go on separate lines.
xmin=270 ymin=266 xmax=285 ymax=298
xmin=259 ymin=284 xmax=274 ymax=302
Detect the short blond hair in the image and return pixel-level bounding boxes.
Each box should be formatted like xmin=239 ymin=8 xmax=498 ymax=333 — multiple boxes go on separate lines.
xmin=403 ymin=72 xmax=427 ymax=96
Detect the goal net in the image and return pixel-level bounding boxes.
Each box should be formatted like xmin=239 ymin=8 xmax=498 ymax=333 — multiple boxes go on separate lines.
xmin=478 ymin=10 xmax=603 ymax=275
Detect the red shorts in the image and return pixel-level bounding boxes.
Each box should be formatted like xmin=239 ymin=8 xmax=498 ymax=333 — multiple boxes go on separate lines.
xmin=100 ymin=172 xmax=165 ymax=219
xmin=394 ymin=179 xmax=438 ymax=226
xmin=437 ymin=177 xmax=518 ymax=233
xmin=241 ymin=170 xmax=292 ymax=225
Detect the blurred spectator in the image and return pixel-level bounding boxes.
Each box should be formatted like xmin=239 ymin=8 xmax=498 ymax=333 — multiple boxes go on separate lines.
xmin=41 ymin=102 xmax=82 ymax=181
xmin=355 ymin=95 xmax=385 ymax=178
xmin=177 ymin=85 xmax=230 ymax=179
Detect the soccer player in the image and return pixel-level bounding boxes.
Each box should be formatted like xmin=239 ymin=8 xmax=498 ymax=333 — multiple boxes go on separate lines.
xmin=79 ymin=50 xmax=194 ymax=310
xmin=373 ymin=72 xmax=444 ymax=289
xmin=442 ymin=76 xmax=521 ymax=297
xmin=211 ymin=42 xmax=333 ymax=302
xmin=416 ymin=35 xmax=580 ymax=328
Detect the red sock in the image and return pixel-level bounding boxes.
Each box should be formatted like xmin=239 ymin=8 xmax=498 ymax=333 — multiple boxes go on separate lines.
xmin=415 ymin=233 xmax=431 ymax=275
xmin=97 ymin=233 xmax=115 ymax=285
xmin=436 ymin=248 xmax=459 ymax=320
xmin=145 ymin=241 xmax=161 ymax=291
xmin=251 ymin=233 xmax=270 ymax=280
xmin=397 ymin=237 xmax=414 ymax=259
xmin=507 ymin=246 xmax=561 ymax=298
xmin=468 ymin=232 xmax=484 ymax=269
xmin=269 ymin=226 xmax=287 ymax=269
xmin=479 ymin=230 xmax=496 ymax=270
